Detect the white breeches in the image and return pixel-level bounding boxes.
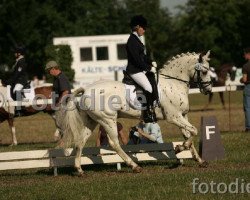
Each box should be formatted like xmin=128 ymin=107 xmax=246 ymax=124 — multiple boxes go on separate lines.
xmin=13 ymin=84 xmax=23 ymax=92
xmin=130 ymin=72 xmax=152 ymax=93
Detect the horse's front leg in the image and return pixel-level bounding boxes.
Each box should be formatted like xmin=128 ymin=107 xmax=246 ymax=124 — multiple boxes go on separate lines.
xmin=178 ymin=116 xmax=208 ymax=167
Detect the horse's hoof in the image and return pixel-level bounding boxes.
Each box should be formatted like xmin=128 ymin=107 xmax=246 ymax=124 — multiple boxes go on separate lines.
xmin=132 ymin=166 xmax=142 ymax=173
xmin=175 ymin=145 xmax=184 ymax=154
xmin=199 ymin=161 xmax=209 ymax=168
xmin=77 ymin=172 xmax=86 ymax=177
xmin=9 ymin=143 xmax=17 ymax=147
xmin=73 ymin=171 xmax=86 ymax=177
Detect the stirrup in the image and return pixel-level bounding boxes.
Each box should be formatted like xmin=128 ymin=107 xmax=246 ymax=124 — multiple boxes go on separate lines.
xmin=143 ymin=108 xmax=157 ymax=123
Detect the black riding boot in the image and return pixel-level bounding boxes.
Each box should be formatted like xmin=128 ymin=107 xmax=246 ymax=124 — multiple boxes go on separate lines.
xmin=142 ymin=91 xmax=157 ymax=123
xmin=14 ymin=91 xmax=24 ymax=117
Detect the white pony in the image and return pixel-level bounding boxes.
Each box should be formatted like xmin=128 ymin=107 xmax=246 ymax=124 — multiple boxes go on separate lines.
xmin=60 ymin=51 xmax=212 ymax=175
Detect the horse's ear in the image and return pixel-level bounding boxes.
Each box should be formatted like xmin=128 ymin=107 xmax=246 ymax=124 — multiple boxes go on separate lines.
xmin=204 ymin=50 xmax=211 ymax=61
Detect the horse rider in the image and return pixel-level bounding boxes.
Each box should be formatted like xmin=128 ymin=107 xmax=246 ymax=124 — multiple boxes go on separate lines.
xmin=3 ymin=46 xmax=28 ymax=116
xmin=7 ymin=46 xmax=28 ymax=101
xmin=125 ymin=15 xmax=158 ymax=123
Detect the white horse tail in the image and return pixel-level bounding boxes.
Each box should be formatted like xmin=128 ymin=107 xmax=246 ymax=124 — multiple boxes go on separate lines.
xmin=73 ymin=87 xmax=85 ymax=96
xmin=61 ymin=99 xmax=86 ymax=148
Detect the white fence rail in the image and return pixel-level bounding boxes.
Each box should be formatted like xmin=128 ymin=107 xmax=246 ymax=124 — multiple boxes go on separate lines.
xmin=0 ymin=142 xmax=192 ymax=175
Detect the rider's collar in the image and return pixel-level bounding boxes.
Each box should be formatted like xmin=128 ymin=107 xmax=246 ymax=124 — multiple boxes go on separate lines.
xmin=132 ymin=31 xmax=142 ymax=42
xmin=16 ymin=55 xmax=24 ymax=62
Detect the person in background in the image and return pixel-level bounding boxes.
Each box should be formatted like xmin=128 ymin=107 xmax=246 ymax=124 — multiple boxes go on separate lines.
xmin=45 ymin=60 xmax=71 ymax=106
xmin=240 ymin=47 xmax=250 ymax=132
xmin=128 ymin=119 xmax=163 ymax=144
xmin=45 ymin=60 xmax=71 ymax=136
xmin=39 ymin=75 xmax=47 ymax=85
xmin=8 ymin=46 xmax=28 ymax=101
xmin=31 ymin=75 xmax=39 ymax=88
xmin=96 ymin=122 xmax=128 ymax=147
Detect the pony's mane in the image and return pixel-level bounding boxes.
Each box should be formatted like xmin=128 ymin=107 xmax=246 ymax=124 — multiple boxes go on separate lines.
xmin=164 ymin=52 xmax=198 ymax=67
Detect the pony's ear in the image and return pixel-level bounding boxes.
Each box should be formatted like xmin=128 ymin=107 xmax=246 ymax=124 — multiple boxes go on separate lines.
xmin=204 ymin=50 xmax=211 ymax=61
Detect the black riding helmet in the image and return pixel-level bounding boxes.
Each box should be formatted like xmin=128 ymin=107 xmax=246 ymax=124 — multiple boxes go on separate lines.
xmin=130 ymin=15 xmax=147 ymax=29
xmin=14 ymin=46 xmax=25 ymax=55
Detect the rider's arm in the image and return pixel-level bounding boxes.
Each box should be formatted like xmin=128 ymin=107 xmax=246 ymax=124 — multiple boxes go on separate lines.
xmin=57 ymin=90 xmax=70 ymax=105
xmin=240 ymin=74 xmax=248 ymax=84
xmin=127 ymin=37 xmax=151 ymax=71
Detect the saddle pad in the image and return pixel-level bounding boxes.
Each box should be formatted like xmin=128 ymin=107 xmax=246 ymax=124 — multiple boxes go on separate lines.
xmin=125 ymin=84 xmax=143 ymax=110
xmin=124 ymin=84 xmax=162 ymax=110
xmin=7 ymin=85 xmax=35 ymax=101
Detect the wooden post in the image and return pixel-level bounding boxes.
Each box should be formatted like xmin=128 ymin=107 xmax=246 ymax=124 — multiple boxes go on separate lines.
xmin=116 ymin=163 xmax=121 ymax=171
xmin=53 ymin=166 xmax=58 ymax=176
xmin=228 ymin=85 xmax=231 ymax=131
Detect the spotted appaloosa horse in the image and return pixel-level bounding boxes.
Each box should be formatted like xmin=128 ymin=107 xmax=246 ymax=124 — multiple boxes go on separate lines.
xmin=0 ymin=85 xmax=58 ymax=145
xmin=58 ymin=51 xmax=212 ymax=175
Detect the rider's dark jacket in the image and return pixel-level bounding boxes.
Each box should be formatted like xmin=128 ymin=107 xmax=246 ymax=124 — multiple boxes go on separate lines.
xmin=126 ymin=33 xmax=151 ymax=74
xmin=9 ymin=57 xmax=28 ymax=86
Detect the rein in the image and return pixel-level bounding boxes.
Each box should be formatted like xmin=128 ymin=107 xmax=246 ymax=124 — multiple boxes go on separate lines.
xmin=160 ymin=74 xmax=190 ymax=86
xmin=160 ymin=61 xmax=212 ymax=93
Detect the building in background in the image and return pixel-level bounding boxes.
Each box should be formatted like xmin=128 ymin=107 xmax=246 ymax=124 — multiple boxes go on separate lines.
xmin=53 ymin=34 xmax=145 ymax=88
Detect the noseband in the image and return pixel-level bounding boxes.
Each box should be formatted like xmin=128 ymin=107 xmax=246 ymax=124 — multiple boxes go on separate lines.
xmin=192 ymin=63 xmax=212 ymax=94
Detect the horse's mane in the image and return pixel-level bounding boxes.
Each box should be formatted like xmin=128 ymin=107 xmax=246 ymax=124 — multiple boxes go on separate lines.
xmin=164 ymin=52 xmax=198 ymax=67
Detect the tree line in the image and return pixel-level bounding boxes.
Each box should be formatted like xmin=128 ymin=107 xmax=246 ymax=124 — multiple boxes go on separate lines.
xmin=0 ymin=0 xmax=249 ymax=81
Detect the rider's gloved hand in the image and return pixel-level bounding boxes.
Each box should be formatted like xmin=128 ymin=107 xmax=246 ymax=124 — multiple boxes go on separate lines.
xmin=151 ymin=61 xmax=157 ymax=73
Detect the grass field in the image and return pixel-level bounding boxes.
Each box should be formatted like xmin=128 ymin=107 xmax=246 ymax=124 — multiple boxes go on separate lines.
xmin=0 ymin=91 xmax=249 ymax=200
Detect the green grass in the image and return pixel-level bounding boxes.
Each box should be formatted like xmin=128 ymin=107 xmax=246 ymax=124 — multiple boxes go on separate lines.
xmin=0 ymin=90 xmax=249 ymax=200
xmin=0 ymin=132 xmax=249 ymax=200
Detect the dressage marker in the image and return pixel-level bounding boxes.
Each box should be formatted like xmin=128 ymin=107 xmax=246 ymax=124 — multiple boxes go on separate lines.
xmin=199 ymin=116 xmax=225 ymax=161
xmin=0 ymin=142 xmax=192 ymax=176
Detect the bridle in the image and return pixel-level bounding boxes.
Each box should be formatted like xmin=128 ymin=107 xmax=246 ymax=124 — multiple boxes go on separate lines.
xmin=160 ymin=56 xmax=212 ymax=94
xmin=192 ymin=63 xmax=212 ymax=94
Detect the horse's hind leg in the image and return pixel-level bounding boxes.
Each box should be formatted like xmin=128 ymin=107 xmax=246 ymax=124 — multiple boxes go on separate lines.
xmin=219 ymin=92 xmax=226 ymax=109
xmin=74 ymin=117 xmax=97 ymax=176
xmin=8 ymin=117 xmax=17 ymax=146
xmin=100 ymin=119 xmax=142 ymax=172
xmin=203 ymin=93 xmax=213 ymax=110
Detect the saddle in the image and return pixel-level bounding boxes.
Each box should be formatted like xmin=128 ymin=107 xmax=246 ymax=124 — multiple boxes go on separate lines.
xmin=9 ymin=81 xmax=34 ymax=101
xmin=122 ymin=70 xmax=159 ymax=122
xmin=122 ymin=70 xmax=159 ymax=104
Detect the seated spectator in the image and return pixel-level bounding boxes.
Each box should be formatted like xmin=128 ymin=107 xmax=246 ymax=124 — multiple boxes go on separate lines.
xmin=128 ymin=119 xmax=164 ymax=144
xmin=96 ymin=122 xmax=128 ymax=147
